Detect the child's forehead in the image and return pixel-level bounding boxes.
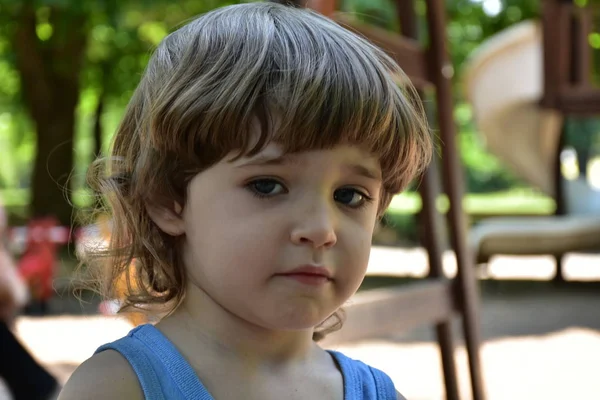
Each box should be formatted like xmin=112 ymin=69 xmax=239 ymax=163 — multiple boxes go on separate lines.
xmin=227 ymin=142 xmax=381 ymax=173
xmin=128 ymin=3 xmax=430 ymax=197
xmin=223 ymin=121 xmax=381 ymax=163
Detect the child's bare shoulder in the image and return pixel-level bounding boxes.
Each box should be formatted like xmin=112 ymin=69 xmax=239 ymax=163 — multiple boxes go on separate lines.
xmin=59 ymin=350 xmax=143 ymax=400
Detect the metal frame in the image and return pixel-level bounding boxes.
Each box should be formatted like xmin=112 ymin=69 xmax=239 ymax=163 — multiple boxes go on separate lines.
xmin=296 ymin=1 xmax=486 ymax=399
xmin=542 ymin=0 xmax=600 ymax=115
xmin=542 ymin=0 xmax=599 ymax=281
xmin=287 ymin=0 xmax=597 ymax=397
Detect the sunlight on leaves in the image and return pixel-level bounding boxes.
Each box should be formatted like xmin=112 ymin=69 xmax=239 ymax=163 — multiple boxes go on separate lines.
xmin=589 ymin=33 xmax=600 ymax=49
xmin=36 ymin=23 xmax=53 ymax=41
xmin=0 ymin=62 xmax=19 ymax=97
xmin=138 ymin=21 xmax=168 ymax=45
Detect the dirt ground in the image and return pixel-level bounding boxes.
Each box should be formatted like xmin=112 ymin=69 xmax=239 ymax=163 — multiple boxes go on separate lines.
xmin=2 ymin=247 xmax=600 ymax=400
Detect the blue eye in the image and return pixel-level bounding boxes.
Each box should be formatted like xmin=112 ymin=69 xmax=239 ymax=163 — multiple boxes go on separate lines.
xmin=334 ymin=188 xmax=371 ymax=208
xmin=247 ymin=179 xmax=286 ymax=198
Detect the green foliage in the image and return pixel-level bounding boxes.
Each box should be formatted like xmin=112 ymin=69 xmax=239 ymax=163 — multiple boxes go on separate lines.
xmin=82 ymin=0 xmax=243 ymax=107
xmin=0 ymin=111 xmax=35 ymax=189
xmin=448 ymin=1 xmax=533 ymax=88
xmin=0 ymin=0 xmax=573 ymax=219
xmin=563 ymin=117 xmax=600 ymax=175
xmin=343 ymin=0 xmax=540 ymax=193
xmin=378 ymin=189 xmax=555 ymax=245
xmin=342 ymin=0 xmax=400 ymax=31
xmin=455 ymin=103 xmax=526 ymax=192
xmin=386 ymin=189 xmax=554 ymax=215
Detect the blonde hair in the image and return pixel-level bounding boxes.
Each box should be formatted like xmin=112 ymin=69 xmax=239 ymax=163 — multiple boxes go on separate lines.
xmin=85 ymin=2 xmax=432 ymax=341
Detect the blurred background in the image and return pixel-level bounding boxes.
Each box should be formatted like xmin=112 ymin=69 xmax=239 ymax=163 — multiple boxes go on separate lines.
xmin=0 ymin=0 xmax=599 ymax=399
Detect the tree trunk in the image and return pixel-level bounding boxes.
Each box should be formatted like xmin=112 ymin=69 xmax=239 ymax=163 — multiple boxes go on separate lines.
xmin=93 ymin=60 xmax=111 ymax=160
xmin=91 ymin=83 xmax=107 ymax=211
xmin=93 ymin=93 xmax=105 ymax=159
xmin=31 ymin=98 xmax=78 ymax=225
xmin=12 ymin=5 xmax=87 ymax=226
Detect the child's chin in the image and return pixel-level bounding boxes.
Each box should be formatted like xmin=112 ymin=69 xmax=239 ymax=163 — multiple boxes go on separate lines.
xmin=245 ymin=303 xmax=337 ymax=333
xmin=270 ymin=315 xmax=331 ymax=333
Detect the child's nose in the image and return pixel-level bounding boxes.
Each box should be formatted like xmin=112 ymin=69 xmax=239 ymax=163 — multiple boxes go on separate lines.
xmin=290 ymin=203 xmax=338 ymax=249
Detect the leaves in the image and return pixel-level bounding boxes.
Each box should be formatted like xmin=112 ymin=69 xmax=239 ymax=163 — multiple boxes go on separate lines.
xmin=0 ymin=0 xmax=592 ymax=199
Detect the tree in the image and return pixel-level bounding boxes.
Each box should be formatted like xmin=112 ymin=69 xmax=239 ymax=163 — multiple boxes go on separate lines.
xmin=14 ymin=4 xmax=88 ymax=225
xmin=0 ymin=0 xmax=234 ymax=226
xmin=0 ymin=0 xmax=564 ymax=227
xmin=0 ymin=1 xmax=100 ymax=225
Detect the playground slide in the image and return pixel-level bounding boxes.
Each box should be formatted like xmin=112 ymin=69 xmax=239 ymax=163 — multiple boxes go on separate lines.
xmin=464 ymin=20 xmax=600 ymax=262
xmin=464 ymin=20 xmax=563 ymax=196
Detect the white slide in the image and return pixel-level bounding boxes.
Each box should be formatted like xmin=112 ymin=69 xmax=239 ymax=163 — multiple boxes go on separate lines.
xmin=464 ymin=21 xmax=600 ymax=262
xmin=464 ymin=20 xmax=562 ymax=196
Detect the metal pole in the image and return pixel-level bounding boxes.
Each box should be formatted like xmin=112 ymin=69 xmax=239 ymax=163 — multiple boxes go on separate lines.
xmin=424 ymin=0 xmax=486 ymax=398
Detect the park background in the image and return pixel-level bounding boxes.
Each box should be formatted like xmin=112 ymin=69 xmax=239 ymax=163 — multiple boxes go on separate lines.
xmin=2 ymin=0 xmax=598 ymax=241
xmin=1 ymin=1 xmax=600 ymax=399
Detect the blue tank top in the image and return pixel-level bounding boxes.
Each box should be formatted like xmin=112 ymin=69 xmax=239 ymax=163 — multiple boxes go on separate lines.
xmin=95 ymin=324 xmax=400 ymax=399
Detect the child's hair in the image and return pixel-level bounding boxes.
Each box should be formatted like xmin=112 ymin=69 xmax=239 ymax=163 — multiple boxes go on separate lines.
xmin=85 ymin=2 xmax=432 ymax=341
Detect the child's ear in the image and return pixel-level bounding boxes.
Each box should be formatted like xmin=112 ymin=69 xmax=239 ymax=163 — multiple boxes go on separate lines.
xmin=146 ymin=201 xmax=185 ymax=236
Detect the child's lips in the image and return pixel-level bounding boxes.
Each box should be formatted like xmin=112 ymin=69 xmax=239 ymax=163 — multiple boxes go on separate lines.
xmin=278 ymin=273 xmax=332 ymax=286
xmin=276 ymin=265 xmax=333 ymax=286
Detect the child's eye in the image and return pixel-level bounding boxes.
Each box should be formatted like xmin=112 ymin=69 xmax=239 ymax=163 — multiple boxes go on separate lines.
xmin=334 ymin=188 xmax=373 ymax=209
xmin=246 ymin=178 xmax=287 ymax=198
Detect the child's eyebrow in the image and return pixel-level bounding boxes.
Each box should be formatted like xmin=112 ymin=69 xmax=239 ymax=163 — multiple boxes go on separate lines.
xmin=235 ymin=154 xmax=381 ymax=180
xmin=234 ymin=153 xmax=294 ymax=168
xmin=345 ymin=164 xmax=382 ymax=181
xmin=238 ymin=156 xmax=380 ymax=180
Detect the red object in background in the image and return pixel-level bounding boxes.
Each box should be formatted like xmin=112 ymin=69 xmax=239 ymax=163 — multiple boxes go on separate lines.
xmin=17 ymin=217 xmax=60 ymax=303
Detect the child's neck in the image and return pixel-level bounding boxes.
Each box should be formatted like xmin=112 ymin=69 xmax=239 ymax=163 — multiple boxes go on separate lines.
xmin=157 ymin=282 xmax=321 ymax=369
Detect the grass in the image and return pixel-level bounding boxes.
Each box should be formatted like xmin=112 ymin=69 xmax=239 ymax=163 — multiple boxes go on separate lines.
xmin=0 ymin=188 xmax=555 ymax=218
xmin=0 ymin=189 xmax=29 ymax=207
xmin=388 ymin=189 xmax=554 ymax=215
xmin=0 ymin=188 xmax=93 ymax=208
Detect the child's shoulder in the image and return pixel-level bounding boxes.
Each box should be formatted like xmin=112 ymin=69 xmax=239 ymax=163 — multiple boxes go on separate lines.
xmin=328 ymin=350 xmax=405 ymax=400
xmin=59 ymin=350 xmax=143 ymax=400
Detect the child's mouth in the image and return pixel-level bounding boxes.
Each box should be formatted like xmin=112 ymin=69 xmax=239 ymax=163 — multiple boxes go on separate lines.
xmin=277 ymin=265 xmax=333 ymax=286
xmin=279 ymin=273 xmax=332 ymax=286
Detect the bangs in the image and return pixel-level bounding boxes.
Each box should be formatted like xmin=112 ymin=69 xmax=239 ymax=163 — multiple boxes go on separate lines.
xmin=142 ymin=3 xmax=431 ymax=194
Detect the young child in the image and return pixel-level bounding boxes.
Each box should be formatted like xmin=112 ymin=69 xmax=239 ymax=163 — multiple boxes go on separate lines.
xmin=60 ymin=2 xmax=432 ymax=399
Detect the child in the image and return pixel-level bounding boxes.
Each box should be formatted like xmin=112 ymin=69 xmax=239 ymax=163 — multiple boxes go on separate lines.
xmin=60 ymin=2 xmax=431 ymax=399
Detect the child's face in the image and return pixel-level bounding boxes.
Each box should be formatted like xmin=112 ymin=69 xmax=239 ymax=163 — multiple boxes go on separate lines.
xmin=178 ymin=142 xmax=382 ymax=332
